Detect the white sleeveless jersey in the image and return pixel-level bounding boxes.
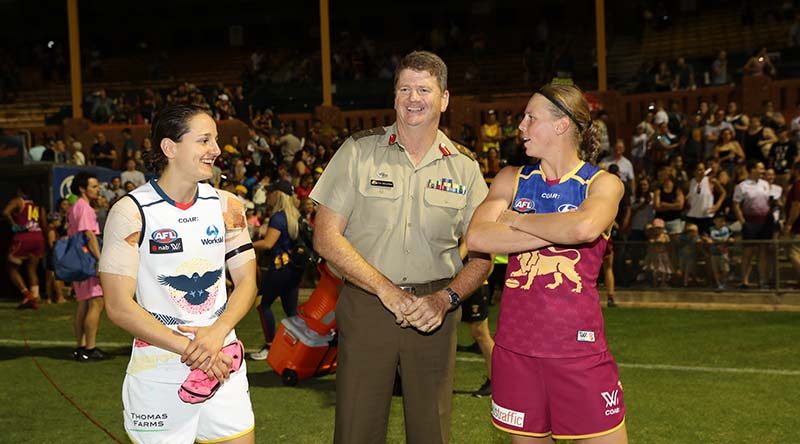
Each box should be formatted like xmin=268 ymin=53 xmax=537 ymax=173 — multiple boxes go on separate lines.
xmin=127 ymin=181 xmax=236 ymax=383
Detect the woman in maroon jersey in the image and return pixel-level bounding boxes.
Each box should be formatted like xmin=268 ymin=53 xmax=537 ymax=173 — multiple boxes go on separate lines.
xmin=467 ymin=84 xmax=627 ymax=443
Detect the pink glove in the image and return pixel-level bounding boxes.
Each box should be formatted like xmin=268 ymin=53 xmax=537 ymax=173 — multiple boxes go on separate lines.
xmin=178 ymin=340 xmax=243 ymax=404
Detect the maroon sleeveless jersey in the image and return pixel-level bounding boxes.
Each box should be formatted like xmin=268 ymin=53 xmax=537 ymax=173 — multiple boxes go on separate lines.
xmin=14 ymin=198 xmax=43 ymax=232
xmin=494 ymin=162 xmax=611 ymax=358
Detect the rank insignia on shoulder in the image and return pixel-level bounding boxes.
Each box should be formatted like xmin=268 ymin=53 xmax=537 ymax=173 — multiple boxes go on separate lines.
xmin=451 ymin=141 xmax=477 ymax=160
xmin=352 ymin=127 xmax=387 ymax=141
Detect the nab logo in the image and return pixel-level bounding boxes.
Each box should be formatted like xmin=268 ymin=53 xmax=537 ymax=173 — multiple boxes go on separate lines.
xmin=201 ymin=225 xmax=223 ymax=245
xmin=558 ymin=203 xmax=578 ymax=213
xmin=150 ymin=229 xmax=183 ymax=254
xmin=601 ymin=390 xmax=621 ymax=416
xmin=513 ymin=198 xmax=535 ymax=213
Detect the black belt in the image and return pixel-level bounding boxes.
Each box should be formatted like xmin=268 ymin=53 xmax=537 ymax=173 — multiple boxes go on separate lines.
xmin=344 ymin=278 xmax=450 ymax=296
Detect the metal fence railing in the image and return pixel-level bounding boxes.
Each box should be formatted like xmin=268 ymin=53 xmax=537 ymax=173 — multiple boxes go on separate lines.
xmin=608 ymin=238 xmax=800 ymax=291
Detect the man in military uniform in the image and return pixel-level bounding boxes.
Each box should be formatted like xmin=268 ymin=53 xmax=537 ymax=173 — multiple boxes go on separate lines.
xmin=310 ymin=51 xmax=490 ymax=444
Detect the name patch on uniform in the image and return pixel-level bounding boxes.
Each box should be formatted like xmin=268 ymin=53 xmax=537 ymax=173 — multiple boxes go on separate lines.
xmin=513 ymin=198 xmax=535 ymax=213
xmin=370 ymin=179 xmax=394 ymax=188
xmin=577 ymin=330 xmax=596 ymax=343
xmin=492 ymin=400 xmax=525 ymax=428
xmin=149 ymin=228 xmax=183 ymax=254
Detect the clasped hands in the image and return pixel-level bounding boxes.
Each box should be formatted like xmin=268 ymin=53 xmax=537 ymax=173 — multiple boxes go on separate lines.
xmin=379 ymin=287 xmax=450 ymax=333
xmin=177 ymin=324 xmax=233 ymax=382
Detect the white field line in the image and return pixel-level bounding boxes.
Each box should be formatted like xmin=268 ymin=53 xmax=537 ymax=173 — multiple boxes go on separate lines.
xmin=4 ymin=338 xmax=799 ymax=376
xmin=453 ymin=355 xmax=800 ymax=376
xmin=1 ymin=338 xmax=130 ymax=348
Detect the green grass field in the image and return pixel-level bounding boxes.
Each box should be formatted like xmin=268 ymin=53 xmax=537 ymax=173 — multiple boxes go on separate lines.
xmin=1 ymin=300 xmax=799 ymax=444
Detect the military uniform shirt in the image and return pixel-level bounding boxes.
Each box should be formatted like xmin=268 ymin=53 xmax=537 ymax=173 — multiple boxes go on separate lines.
xmin=310 ymin=124 xmax=488 ymax=284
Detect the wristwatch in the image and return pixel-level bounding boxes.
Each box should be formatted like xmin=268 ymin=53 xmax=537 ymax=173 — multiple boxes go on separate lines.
xmin=443 ymin=287 xmax=460 ymax=309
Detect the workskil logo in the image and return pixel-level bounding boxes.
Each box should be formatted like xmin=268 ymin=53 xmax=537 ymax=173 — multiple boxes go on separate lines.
xmin=513 ymin=198 xmax=535 ymax=213
xmin=201 ymin=225 xmax=223 ymax=245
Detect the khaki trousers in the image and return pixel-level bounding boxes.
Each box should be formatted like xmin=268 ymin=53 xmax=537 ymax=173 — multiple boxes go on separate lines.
xmin=334 ymin=282 xmax=460 ymax=444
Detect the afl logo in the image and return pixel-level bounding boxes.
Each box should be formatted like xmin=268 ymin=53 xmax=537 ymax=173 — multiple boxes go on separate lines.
xmin=558 ymin=203 xmax=578 ymax=213
xmin=151 ymin=229 xmax=179 ymax=244
xmin=513 ymin=198 xmax=535 ymax=213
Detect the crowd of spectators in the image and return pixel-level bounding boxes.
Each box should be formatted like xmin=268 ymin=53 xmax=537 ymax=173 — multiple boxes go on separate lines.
xmin=595 ymin=96 xmax=800 ymax=289
xmin=245 ymin=32 xmax=403 ymax=88
xmin=28 ymin=110 xmax=343 ymax=290
xmin=25 ymin=88 xmax=800 ymax=292
xmin=636 ymin=46 xmax=782 ymax=93
xmin=82 ymin=81 xmax=250 ymax=124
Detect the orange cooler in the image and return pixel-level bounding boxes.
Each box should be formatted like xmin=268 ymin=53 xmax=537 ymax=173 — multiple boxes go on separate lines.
xmin=267 ymin=315 xmax=338 ymax=386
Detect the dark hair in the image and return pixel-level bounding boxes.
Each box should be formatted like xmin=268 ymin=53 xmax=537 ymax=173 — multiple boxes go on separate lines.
xmin=538 ymin=84 xmax=599 ymax=163
xmin=70 ymin=171 xmax=97 ymax=196
xmin=394 ymin=51 xmax=448 ymax=92
xmin=747 ymin=160 xmax=764 ymax=171
xmin=146 ymin=104 xmax=209 ymax=174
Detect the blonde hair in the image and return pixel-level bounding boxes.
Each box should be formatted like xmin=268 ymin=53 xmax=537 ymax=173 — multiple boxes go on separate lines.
xmin=538 ymin=84 xmax=600 ymax=163
xmin=269 ymin=191 xmax=301 ymax=240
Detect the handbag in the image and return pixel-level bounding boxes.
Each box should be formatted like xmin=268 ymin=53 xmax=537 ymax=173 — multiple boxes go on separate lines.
xmin=53 ymin=233 xmax=97 ymax=281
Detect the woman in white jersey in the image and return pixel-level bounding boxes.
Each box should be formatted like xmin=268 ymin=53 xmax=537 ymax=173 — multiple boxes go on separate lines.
xmin=100 ymin=105 xmax=257 ymax=444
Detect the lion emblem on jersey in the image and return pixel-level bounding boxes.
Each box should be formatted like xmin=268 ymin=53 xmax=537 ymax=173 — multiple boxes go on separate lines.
xmin=505 ymin=247 xmax=582 ymax=292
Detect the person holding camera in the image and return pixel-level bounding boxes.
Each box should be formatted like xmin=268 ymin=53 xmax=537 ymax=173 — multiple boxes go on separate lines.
xmin=743 ymin=47 xmax=776 ymax=78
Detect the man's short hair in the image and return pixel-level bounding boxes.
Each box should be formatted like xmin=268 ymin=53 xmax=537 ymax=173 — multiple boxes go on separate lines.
xmin=70 ymin=171 xmax=96 ymax=195
xmin=394 ymin=51 xmax=448 ymax=93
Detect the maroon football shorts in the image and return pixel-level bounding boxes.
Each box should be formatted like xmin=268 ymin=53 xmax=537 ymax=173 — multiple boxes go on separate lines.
xmin=491 ymin=343 xmax=625 ymax=440
xmin=9 ymin=233 xmax=45 ymax=261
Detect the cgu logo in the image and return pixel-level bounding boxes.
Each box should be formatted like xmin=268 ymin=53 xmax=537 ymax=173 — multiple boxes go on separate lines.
xmin=152 ymin=229 xmax=179 ymax=244
xmin=513 ymin=198 xmax=535 ymax=213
